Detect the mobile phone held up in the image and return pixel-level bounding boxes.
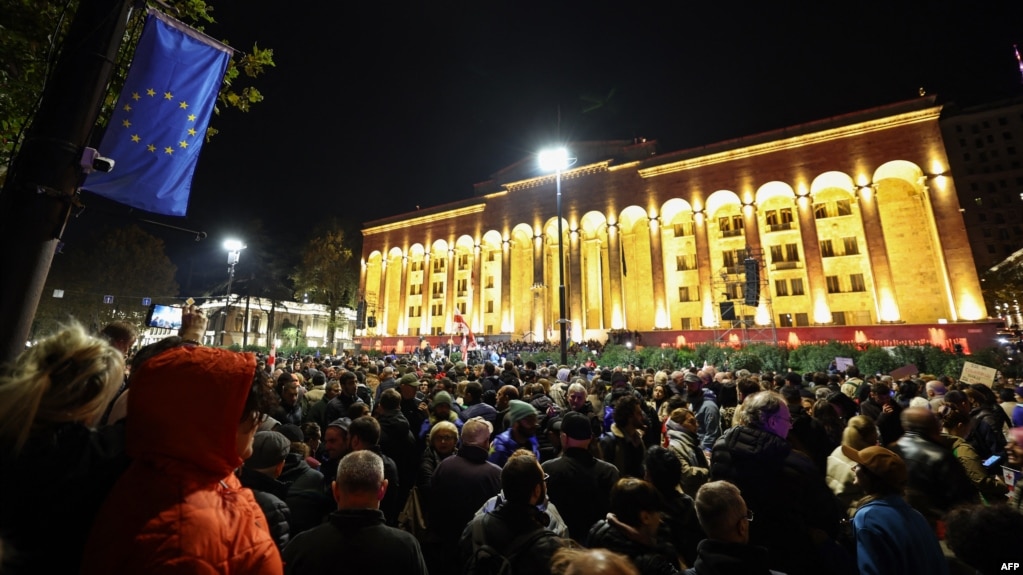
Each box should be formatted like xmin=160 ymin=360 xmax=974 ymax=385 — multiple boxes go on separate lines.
xmin=982 ymin=454 xmax=1002 ymax=468
xmin=146 ymin=304 xmax=183 ymax=330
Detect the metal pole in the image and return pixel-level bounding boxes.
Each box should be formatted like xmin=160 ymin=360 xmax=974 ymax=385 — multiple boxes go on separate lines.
xmin=0 ymin=0 xmax=132 ymax=362
xmin=556 ymin=168 xmax=568 ymax=365
xmin=221 ymin=262 xmax=235 ymax=346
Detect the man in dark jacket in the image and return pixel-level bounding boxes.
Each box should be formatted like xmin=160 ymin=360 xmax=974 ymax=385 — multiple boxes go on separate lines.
xmin=431 ymin=417 xmax=503 ymax=574
xmin=685 ymin=480 xmax=781 ymax=575
xmin=889 ymin=407 xmax=978 ymax=526
xmin=325 ymin=371 xmax=364 ymax=423
xmin=710 ymin=391 xmax=849 ymax=575
xmin=460 ymin=450 xmax=567 ymax=575
xmin=599 ymin=394 xmax=648 ymax=478
xmin=276 ymin=424 xmax=330 ymax=535
xmin=858 ymin=381 xmax=903 ymax=446
xmin=282 ymin=450 xmax=428 ymax=575
xmin=240 ymin=431 xmax=292 ymax=551
xmin=586 ymin=477 xmax=680 ymax=575
xmin=542 ymin=411 xmax=620 ymax=543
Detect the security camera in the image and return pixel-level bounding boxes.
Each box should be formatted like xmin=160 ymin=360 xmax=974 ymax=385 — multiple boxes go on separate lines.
xmin=80 ymin=147 xmax=115 ymax=174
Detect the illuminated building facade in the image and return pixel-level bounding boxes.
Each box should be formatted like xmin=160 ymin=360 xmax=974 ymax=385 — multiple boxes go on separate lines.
xmin=359 ymin=98 xmax=987 ymax=349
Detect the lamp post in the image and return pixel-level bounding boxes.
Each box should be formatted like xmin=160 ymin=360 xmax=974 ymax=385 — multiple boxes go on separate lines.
xmin=221 ymin=239 xmax=246 ymax=346
xmin=539 ymin=147 xmax=575 ymax=365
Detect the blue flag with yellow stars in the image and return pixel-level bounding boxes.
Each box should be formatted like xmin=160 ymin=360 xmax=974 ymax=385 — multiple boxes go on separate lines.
xmin=84 ymin=9 xmax=231 ymax=217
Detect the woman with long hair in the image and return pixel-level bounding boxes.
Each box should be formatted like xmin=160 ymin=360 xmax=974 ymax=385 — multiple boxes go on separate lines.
xmin=0 ymin=322 xmax=126 ymax=574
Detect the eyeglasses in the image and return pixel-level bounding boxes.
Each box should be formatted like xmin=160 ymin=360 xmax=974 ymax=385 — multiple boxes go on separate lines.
xmin=744 ymin=509 xmax=754 ymax=522
xmin=543 ymin=473 xmax=550 ymax=483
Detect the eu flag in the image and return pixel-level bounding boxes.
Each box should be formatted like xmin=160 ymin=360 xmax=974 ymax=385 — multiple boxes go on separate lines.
xmin=84 ymin=9 xmax=231 ymax=217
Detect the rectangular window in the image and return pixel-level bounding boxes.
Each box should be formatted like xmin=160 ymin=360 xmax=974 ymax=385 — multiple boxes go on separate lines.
xmin=457 ymin=278 xmax=468 ymax=297
xmin=832 ymin=311 xmax=847 ymax=325
xmin=850 ymin=274 xmax=866 ymax=292
xmin=678 ymin=286 xmax=699 ymax=302
xmin=790 ymin=278 xmax=805 ymax=295
xmin=722 ymin=249 xmax=747 ymax=272
xmin=820 ymin=239 xmax=835 ymax=258
xmin=765 ymin=208 xmax=794 ymax=231
xmin=775 ymin=280 xmax=789 ymax=297
xmin=431 ymin=326 xmax=442 ymax=336
xmin=719 ymin=215 xmax=745 ymax=238
xmin=431 ymin=281 xmax=444 ymax=297
xmin=814 ymin=199 xmax=852 ymax=219
xmin=681 ymin=317 xmax=693 ymax=330
xmin=795 ymin=313 xmax=809 ymax=327
xmin=676 ymin=254 xmax=696 ymax=271
xmin=430 ymin=303 xmax=444 ymax=316
xmin=785 ymin=244 xmax=800 ymax=262
xmin=432 ymin=258 xmax=445 ymax=273
xmin=411 ymin=327 xmax=420 ymax=337
xmin=485 ymin=325 xmax=494 ymax=335
xmin=251 ymin=316 xmax=260 ymax=334
xmin=487 ymin=251 xmax=496 ymax=262
xmin=726 ymin=283 xmax=743 ymax=300
xmin=779 ymin=314 xmax=793 ymax=327
xmin=486 ymin=300 xmax=494 ymax=313
xmin=673 ymin=222 xmax=694 ymax=237
xmin=410 ymin=283 xmax=422 ymax=296
xmin=826 ymin=275 xmax=841 ymax=293
xmin=486 ymin=276 xmax=495 ymax=289
xmin=458 ymin=254 xmax=470 ymax=270
xmin=408 ymin=306 xmax=419 ymax=318
xmin=843 ymin=236 xmax=859 ymax=255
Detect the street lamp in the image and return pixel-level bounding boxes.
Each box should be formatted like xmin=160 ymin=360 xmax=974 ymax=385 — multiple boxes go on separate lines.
xmin=539 ymin=147 xmax=575 ymax=365
xmin=221 ymin=239 xmax=246 ymax=345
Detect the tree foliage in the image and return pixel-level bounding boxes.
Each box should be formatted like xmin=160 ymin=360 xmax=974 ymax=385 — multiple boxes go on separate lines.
xmin=291 ymin=223 xmax=358 ymax=346
xmin=0 ymin=0 xmax=274 ymax=184
xmin=34 ymin=224 xmax=179 ymax=336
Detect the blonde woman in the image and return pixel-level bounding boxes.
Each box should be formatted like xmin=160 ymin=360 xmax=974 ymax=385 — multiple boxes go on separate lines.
xmin=0 ymin=322 xmax=126 ymax=574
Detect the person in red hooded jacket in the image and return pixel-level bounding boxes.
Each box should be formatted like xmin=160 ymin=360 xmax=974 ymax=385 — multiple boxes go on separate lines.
xmin=81 ymin=306 xmax=283 ymax=575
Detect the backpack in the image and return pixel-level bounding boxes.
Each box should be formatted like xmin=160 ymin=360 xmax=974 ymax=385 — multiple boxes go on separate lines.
xmin=464 ymin=514 xmax=553 ymax=575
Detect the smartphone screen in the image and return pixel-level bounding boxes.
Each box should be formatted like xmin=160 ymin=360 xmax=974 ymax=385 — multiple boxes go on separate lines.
xmin=982 ymin=454 xmax=1002 ymax=467
xmin=146 ymin=304 xmax=183 ymax=330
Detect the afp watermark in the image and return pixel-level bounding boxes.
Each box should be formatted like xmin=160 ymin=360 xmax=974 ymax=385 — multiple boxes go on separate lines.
xmin=1003 ymin=563 xmax=1020 ymax=571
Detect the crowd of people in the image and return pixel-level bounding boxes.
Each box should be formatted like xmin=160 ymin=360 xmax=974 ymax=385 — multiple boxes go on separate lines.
xmin=1 ymin=309 xmax=1022 ymax=574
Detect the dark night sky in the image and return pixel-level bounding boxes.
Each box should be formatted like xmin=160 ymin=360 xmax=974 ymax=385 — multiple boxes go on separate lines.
xmin=71 ymin=1 xmax=1023 ymax=294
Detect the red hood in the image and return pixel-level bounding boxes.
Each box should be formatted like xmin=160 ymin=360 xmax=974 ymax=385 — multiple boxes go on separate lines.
xmin=127 ymin=345 xmax=256 ymax=477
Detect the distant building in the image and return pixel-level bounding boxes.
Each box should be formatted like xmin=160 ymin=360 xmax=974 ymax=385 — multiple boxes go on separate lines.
xmin=140 ymin=296 xmax=356 ymax=351
xmin=939 ymin=97 xmax=1023 ymax=273
xmin=359 ymin=97 xmax=988 ymax=350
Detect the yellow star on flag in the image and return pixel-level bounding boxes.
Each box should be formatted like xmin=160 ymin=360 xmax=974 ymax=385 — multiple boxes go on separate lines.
xmin=122 ymin=119 xmax=131 ymax=128
xmin=146 ymin=88 xmax=155 ymax=97
xmin=131 ymin=92 xmax=141 ymax=101
xmin=179 ymin=140 xmax=188 ymax=149
xmin=147 ymin=144 xmax=156 ymax=152
xmin=123 ymin=104 xmax=132 ymax=112
xmin=179 ymin=101 xmax=189 ymax=110
xmin=131 ymin=134 xmax=141 ymax=143
xmin=164 ymin=91 xmax=173 ymax=100
xmin=187 ymin=128 xmax=197 ymax=136
xmin=187 ymin=114 xmax=197 ymax=122
xmin=164 ymin=146 xmax=174 ymax=155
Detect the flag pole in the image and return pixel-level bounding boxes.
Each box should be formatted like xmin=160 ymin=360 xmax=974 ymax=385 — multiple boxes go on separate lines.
xmin=0 ymin=0 xmax=133 ymax=363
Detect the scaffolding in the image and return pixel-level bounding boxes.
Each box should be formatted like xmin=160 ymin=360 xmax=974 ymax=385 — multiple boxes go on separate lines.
xmin=711 ymin=247 xmax=778 ymax=346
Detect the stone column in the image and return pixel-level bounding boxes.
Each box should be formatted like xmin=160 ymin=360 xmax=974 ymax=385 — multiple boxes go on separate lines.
xmin=606 ymin=224 xmax=625 ymax=330
xmin=648 ymin=217 xmax=668 ymax=329
xmin=795 ymin=195 xmax=832 ymax=324
xmin=856 ymin=186 xmax=902 ymax=322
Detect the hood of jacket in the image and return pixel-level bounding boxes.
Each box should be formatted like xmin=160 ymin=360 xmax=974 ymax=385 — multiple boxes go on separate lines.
xmin=127 ymin=345 xmax=256 ymax=477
